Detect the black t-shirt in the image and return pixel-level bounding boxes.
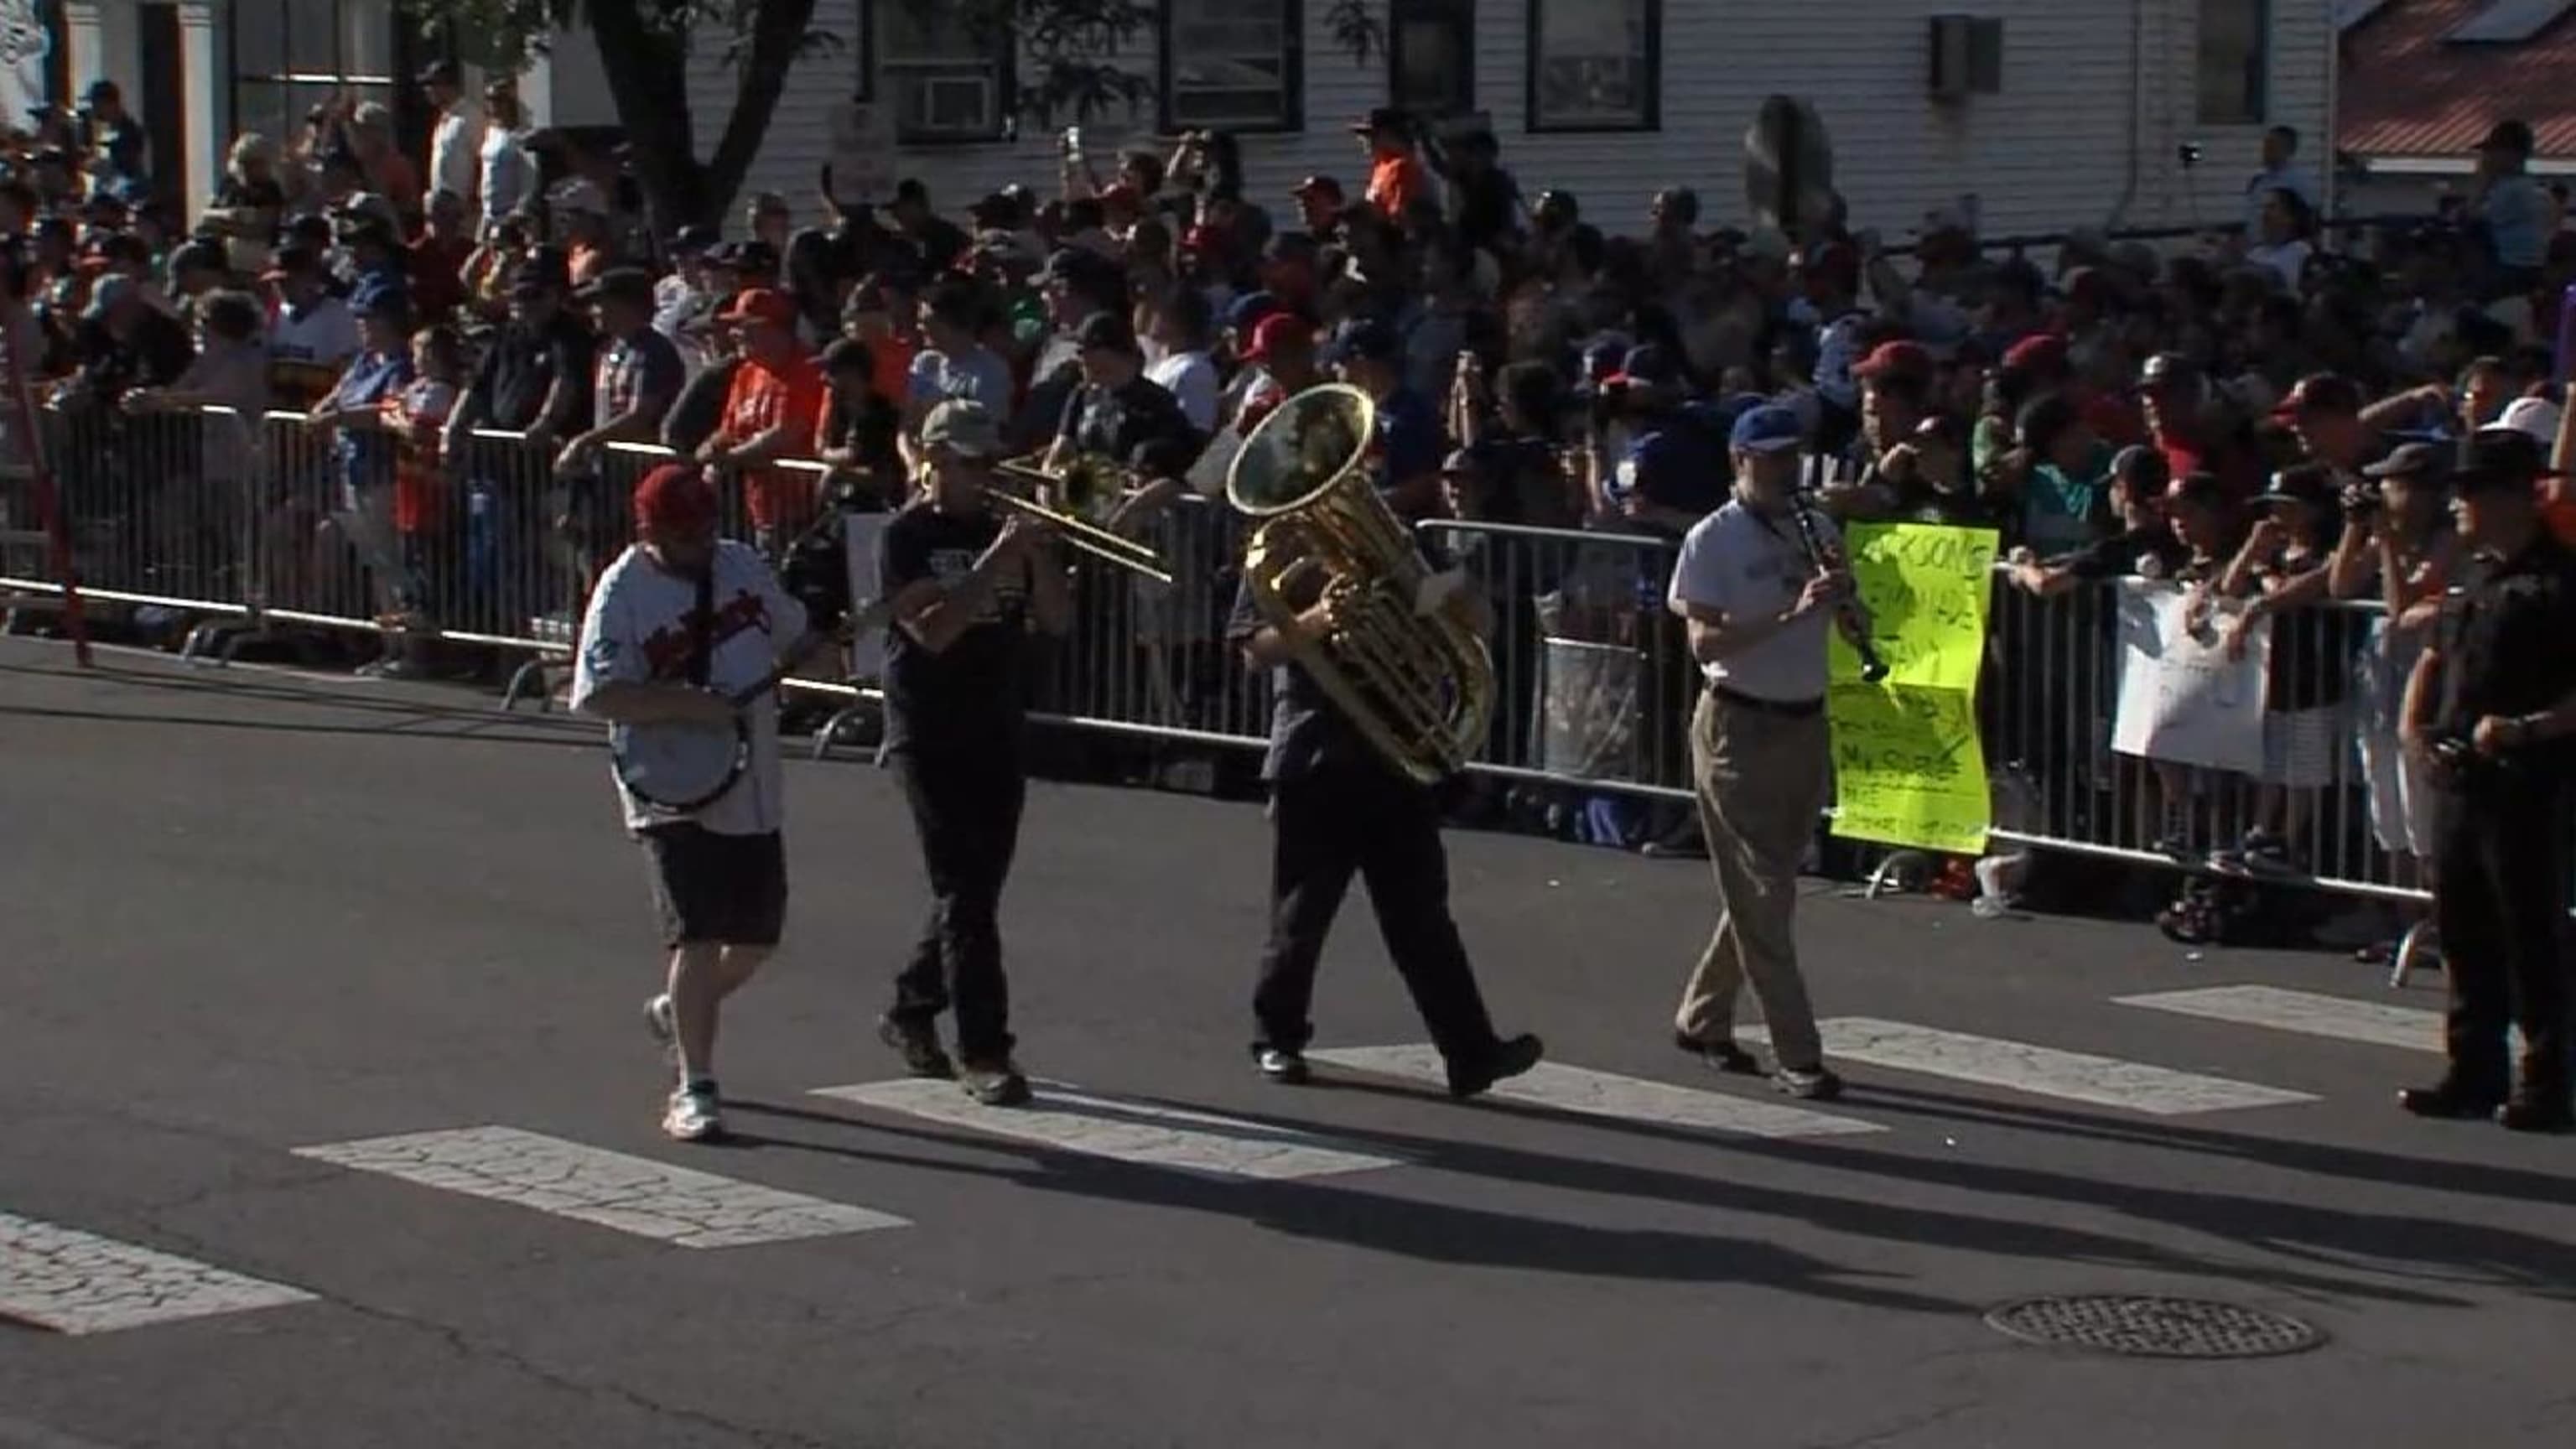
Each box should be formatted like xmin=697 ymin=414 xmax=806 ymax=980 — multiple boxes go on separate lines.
xmin=471 ymin=315 xmax=595 ymax=432
xmin=2248 ymin=535 xmax=2353 ymax=712
xmin=877 ymin=504 xmax=1030 ymax=755
xmin=2057 ymin=524 xmax=2192 ymax=583
xmin=2434 ymin=533 xmax=2576 ymax=773
xmin=818 ymin=387 xmax=903 ymax=494
xmin=1057 ymin=374 xmax=1198 ymax=465
xmin=1227 ymin=577 xmax=1388 ymax=784
xmin=1450 ymin=168 xmax=1523 ymax=256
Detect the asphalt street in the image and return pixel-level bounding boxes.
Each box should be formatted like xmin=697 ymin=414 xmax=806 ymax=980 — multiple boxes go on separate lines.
xmin=2 ymin=636 xmax=2571 ymax=1449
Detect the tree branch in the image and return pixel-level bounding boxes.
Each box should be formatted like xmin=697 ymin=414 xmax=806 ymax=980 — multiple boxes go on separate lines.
xmin=700 ymin=0 xmax=822 ymax=217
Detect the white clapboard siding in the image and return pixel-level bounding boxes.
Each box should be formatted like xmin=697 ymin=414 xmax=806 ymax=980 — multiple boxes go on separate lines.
xmin=620 ymin=0 xmax=2336 ymax=240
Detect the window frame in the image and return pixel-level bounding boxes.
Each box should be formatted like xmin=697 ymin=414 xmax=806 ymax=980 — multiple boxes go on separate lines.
xmin=1156 ymin=0 xmax=1306 ymax=135
xmin=2193 ymin=0 xmax=2271 ymax=127
xmin=1524 ymin=0 xmax=1661 ymax=134
xmin=865 ymin=0 xmax=1019 ymax=147
xmin=1386 ymin=0 xmax=1477 ymax=120
xmin=224 ymin=0 xmax=402 ymax=151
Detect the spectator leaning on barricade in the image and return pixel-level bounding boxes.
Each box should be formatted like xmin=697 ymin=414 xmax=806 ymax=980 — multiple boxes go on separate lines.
xmin=699 ymin=288 xmax=827 ymax=557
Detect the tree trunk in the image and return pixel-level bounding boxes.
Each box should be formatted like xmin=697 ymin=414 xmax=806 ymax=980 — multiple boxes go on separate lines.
xmin=583 ymin=0 xmax=818 ymax=232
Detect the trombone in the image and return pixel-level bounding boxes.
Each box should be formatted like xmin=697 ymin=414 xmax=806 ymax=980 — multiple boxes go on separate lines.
xmin=986 ymin=451 xmax=1175 ymax=584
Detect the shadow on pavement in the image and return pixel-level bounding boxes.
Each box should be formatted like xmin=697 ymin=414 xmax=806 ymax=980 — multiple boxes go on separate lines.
xmin=724 ymin=1098 xmax=1963 ymax=1315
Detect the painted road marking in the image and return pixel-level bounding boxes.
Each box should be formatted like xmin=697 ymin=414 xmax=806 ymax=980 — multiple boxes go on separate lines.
xmin=293 ymin=1126 xmax=907 ymax=1247
xmin=0 ymin=1210 xmax=314 ymax=1335
xmin=2114 ymin=985 xmax=2442 ymax=1053
xmin=1307 ymin=1045 xmax=1884 ymax=1139
xmin=812 ymin=1079 xmax=1405 ymax=1180
xmin=1745 ymin=1019 xmax=2318 ymax=1115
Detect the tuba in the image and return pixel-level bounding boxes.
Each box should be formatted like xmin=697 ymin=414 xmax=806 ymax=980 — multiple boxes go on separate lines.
xmin=1223 ymin=383 xmax=1493 ymax=786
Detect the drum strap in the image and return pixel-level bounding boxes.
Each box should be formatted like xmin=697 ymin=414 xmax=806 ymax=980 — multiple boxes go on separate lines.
xmin=686 ymin=566 xmax=714 ymax=688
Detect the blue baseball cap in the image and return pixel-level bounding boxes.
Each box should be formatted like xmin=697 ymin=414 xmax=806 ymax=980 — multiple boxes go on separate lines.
xmin=349 ymin=277 xmax=412 ymax=320
xmin=1225 ymin=290 xmax=1281 ymax=331
xmin=1327 ymin=317 xmax=1401 ymax=363
xmin=1730 ymin=403 xmax=1805 ymax=454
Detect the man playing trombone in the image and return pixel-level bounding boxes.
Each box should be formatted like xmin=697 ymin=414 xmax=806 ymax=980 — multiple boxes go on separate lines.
xmin=874 ymin=400 xmax=1073 ymax=1107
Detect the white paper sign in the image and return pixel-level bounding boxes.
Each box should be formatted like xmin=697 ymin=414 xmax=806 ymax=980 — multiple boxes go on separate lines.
xmin=2110 ymin=579 xmax=2269 ymax=774
xmin=828 ymin=100 xmax=896 ymax=204
xmin=0 ymin=0 xmax=49 ymax=128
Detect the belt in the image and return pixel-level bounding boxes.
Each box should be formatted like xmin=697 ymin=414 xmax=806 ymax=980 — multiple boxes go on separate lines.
xmin=1708 ymin=684 xmax=1825 ymax=719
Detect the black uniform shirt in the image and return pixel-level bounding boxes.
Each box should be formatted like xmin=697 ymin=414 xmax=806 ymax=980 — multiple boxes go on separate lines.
xmin=2433 ymin=532 xmax=2576 ymax=772
xmin=877 ymin=503 xmax=1030 ymax=756
xmin=1057 ymin=374 xmax=1197 ymax=465
xmin=1228 ymin=578 xmax=1383 ymax=783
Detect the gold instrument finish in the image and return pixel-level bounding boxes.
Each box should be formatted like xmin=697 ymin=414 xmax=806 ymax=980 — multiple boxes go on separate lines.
xmin=1223 ymin=383 xmax=1495 ymax=786
xmin=989 ymin=450 xmax=1174 ymax=584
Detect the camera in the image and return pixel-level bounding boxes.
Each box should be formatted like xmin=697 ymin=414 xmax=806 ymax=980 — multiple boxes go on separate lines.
xmin=2340 ymin=481 xmax=2382 ymax=518
xmin=2178 ymin=141 xmax=2205 ymax=169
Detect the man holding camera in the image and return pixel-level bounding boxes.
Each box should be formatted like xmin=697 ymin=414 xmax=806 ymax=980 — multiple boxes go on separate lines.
xmin=2398 ymin=428 xmax=2576 ymax=1134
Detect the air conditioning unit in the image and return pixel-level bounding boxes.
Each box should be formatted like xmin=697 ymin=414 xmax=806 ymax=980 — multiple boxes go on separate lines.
xmin=919 ymin=75 xmax=996 ymax=132
xmin=1929 ymin=15 xmax=2005 ymax=98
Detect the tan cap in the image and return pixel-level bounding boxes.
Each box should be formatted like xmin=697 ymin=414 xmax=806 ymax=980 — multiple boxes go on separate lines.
xmin=921 ymin=399 xmax=1002 ymax=459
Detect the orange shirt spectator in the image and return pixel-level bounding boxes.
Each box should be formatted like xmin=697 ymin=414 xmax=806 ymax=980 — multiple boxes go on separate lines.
xmin=1353 ymin=107 xmax=1430 ymax=216
xmin=701 ymin=288 xmax=828 ymax=541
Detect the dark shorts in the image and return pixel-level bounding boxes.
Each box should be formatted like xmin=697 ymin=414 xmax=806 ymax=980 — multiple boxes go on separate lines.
xmin=641 ymin=824 xmax=787 ymax=948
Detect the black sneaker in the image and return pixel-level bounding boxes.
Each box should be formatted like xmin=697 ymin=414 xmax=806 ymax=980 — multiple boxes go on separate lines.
xmin=1675 ymin=1031 xmax=1762 ymax=1076
xmin=1254 ymin=1046 xmax=1311 ymax=1084
xmin=1446 ymin=1033 xmax=1545 ymax=1098
xmin=960 ymin=1060 xmax=1032 ymax=1107
xmin=2398 ymin=1083 xmax=2506 ymax=1119
xmin=877 ymin=1015 xmax=955 ymax=1079
xmin=2496 ymin=1098 xmax=2575 ymax=1134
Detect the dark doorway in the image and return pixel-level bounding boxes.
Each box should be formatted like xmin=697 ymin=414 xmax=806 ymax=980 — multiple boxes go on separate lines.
xmin=137 ymin=2 xmax=185 ymax=215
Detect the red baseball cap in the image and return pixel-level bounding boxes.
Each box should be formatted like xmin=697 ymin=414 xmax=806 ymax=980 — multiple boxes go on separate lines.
xmin=719 ymin=288 xmax=797 ymax=328
xmin=633 ymin=463 xmax=719 ymax=536
xmin=2002 ymin=334 xmax=2070 ymax=375
xmin=1853 ymin=340 xmax=1935 ymax=384
xmin=1242 ymin=313 xmax=1312 ymax=362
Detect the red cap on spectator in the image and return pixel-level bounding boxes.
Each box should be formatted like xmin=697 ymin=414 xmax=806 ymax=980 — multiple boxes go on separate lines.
xmin=633 ymin=463 xmax=719 ymax=537
xmin=1854 ymin=340 xmax=1935 ymax=385
xmin=1242 ymin=313 xmax=1312 ymax=362
xmin=2002 ymin=334 xmax=2069 ymax=375
xmin=719 ymin=288 xmax=797 ymax=328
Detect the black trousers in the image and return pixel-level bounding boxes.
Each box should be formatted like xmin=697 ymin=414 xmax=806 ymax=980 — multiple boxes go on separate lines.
xmin=2434 ymin=777 xmax=2573 ymax=1105
xmin=890 ymin=748 xmax=1026 ymax=1065
xmin=1254 ymin=765 xmax=1503 ymax=1064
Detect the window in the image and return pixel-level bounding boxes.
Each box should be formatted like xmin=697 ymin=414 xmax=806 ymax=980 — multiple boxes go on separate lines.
xmin=227 ymin=0 xmax=398 ymax=151
xmin=874 ymin=0 xmax=1014 ymax=143
xmin=2194 ymin=0 xmax=2268 ymax=125
xmin=1389 ymin=0 xmax=1473 ymax=118
xmin=1161 ymin=0 xmax=1302 ymax=132
xmin=1528 ymin=0 xmax=1659 ymax=132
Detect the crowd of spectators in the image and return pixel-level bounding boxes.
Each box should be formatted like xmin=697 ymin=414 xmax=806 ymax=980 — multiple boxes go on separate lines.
xmin=7 ymin=76 xmax=2576 ymax=952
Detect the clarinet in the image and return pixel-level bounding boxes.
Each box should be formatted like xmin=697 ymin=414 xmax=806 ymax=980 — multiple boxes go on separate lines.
xmin=1789 ymin=494 xmax=1890 ymax=683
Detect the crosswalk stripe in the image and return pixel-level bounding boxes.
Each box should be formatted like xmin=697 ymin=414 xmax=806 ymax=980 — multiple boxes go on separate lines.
xmin=0 ymin=1210 xmax=314 ymax=1335
xmin=811 ymin=1079 xmax=1406 ymax=1180
xmin=2114 ymin=985 xmax=2442 ymax=1053
xmin=1306 ymin=1045 xmax=1884 ymax=1139
xmin=1745 ymin=1018 xmax=2318 ymax=1115
xmin=293 ymin=1125 xmax=907 ymax=1247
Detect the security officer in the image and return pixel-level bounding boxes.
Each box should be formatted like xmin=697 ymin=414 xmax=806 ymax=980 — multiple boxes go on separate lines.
xmin=1227 ymin=510 xmax=1544 ymax=1098
xmin=2399 ymin=427 xmax=2576 ymax=1134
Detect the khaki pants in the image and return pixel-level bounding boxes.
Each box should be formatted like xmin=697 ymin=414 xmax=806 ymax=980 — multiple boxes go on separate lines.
xmin=1673 ymin=689 xmax=1831 ymax=1070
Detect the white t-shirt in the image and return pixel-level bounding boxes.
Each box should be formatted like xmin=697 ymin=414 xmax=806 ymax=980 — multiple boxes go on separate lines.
xmin=1147 ymin=349 xmax=1221 ymax=434
xmin=569 ymin=540 xmax=809 ymax=836
xmin=430 ymin=106 xmax=482 ymax=206
xmin=2246 ymin=239 xmax=2311 ymax=291
xmin=1667 ymin=499 xmax=1836 ymax=704
xmin=478 ymin=127 xmax=536 ymax=234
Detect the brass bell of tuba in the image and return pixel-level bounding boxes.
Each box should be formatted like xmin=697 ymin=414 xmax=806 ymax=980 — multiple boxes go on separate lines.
xmin=1223 ymin=383 xmax=1493 ymax=785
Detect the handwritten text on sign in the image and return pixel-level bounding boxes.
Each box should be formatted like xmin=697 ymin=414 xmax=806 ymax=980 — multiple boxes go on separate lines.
xmin=1826 ymin=522 xmax=2000 ymax=855
xmin=1831 ymin=523 xmax=1999 ymax=692
xmin=2108 ymin=580 xmax=2269 ymax=775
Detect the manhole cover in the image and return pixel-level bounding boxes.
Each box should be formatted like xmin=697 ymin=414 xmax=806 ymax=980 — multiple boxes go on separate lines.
xmin=1983 ymin=1295 xmax=2325 ymax=1358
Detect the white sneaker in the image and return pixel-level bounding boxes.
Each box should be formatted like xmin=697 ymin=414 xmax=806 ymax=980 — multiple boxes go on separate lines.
xmin=644 ymin=995 xmax=676 ymax=1059
xmin=662 ymin=1085 xmax=722 ymax=1142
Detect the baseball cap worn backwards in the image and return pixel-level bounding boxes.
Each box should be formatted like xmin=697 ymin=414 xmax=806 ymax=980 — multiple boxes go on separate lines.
xmin=633 ymin=464 xmax=719 ymax=536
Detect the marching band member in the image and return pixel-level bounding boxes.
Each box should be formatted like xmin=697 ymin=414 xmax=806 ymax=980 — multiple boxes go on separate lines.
xmin=874 ymin=400 xmax=1073 ymax=1107
xmin=1664 ymin=405 xmax=1852 ymax=1100
xmin=1228 ymin=512 xmax=1543 ymax=1098
xmin=569 ymin=464 xmax=808 ymax=1143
